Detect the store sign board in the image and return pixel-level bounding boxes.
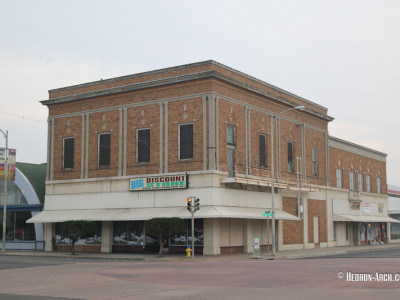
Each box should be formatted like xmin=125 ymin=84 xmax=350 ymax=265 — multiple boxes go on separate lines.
xmin=363 ymin=203 xmax=371 ymax=214
xmin=0 ymin=148 xmax=16 ymax=181
xmin=129 ymin=174 xmax=188 ymax=191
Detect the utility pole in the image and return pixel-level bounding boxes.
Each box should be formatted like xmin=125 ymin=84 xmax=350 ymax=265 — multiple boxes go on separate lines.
xmin=1 ymin=129 xmax=8 ymax=253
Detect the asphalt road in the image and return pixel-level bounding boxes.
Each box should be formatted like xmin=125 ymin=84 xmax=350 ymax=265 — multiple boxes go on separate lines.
xmin=1 ymin=252 xmax=400 ymax=300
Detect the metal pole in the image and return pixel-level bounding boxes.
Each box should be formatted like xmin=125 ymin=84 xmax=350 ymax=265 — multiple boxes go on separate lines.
xmin=267 ymin=215 xmax=270 ymax=257
xmin=191 ymin=210 xmax=195 ymax=260
xmin=1 ymin=129 xmax=8 ymax=253
xmin=270 ymin=116 xmax=276 ymax=256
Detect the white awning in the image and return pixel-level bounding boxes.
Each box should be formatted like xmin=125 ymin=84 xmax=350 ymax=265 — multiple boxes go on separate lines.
xmin=333 ymin=214 xmax=400 ymax=223
xmin=27 ymin=206 xmax=299 ymax=223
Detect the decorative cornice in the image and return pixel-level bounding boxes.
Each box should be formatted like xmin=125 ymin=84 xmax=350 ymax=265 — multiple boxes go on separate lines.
xmin=42 ymin=69 xmax=334 ymax=122
xmin=329 ymin=136 xmax=387 ymax=161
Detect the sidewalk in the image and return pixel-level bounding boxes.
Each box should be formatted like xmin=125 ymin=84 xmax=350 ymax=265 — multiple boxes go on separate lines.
xmin=1 ymin=243 xmax=399 ymax=262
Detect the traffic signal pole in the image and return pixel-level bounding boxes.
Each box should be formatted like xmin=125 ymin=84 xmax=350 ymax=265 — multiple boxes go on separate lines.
xmin=191 ymin=209 xmax=195 ymax=260
xmin=186 ymin=197 xmax=200 ymax=260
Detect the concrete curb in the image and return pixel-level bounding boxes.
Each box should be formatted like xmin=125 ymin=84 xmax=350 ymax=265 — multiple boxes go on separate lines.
xmin=1 ymin=244 xmax=399 ymax=262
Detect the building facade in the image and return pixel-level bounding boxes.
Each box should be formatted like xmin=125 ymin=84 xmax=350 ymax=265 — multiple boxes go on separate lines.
xmin=1 ymin=162 xmax=45 ymax=250
xmin=29 ymin=60 xmax=398 ymax=254
xmin=388 ymin=185 xmax=400 ymax=242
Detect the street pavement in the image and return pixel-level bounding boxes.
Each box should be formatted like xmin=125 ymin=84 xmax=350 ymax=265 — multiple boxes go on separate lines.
xmin=0 ymin=243 xmax=400 ymax=300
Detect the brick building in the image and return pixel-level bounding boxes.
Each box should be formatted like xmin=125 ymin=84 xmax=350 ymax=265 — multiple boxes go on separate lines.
xmin=28 ymin=60 xmax=399 ymax=254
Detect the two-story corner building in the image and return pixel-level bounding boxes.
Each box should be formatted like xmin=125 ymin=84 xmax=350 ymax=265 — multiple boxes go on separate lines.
xmin=28 ymin=60 xmax=399 ymax=254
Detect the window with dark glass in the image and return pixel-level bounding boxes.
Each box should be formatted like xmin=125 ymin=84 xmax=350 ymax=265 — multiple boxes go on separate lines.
xmin=227 ymin=125 xmax=235 ymax=145
xmin=227 ymin=148 xmax=234 ymax=177
xmin=259 ymin=134 xmax=267 ymax=167
xmin=137 ymin=129 xmax=150 ymax=163
xmin=288 ymin=141 xmax=294 ymax=172
xmin=63 ymin=137 xmax=74 ymax=169
xmin=312 ymin=147 xmax=318 ymax=176
xmin=349 ymin=171 xmax=355 ymax=190
xmin=358 ymin=173 xmax=363 ymax=192
xmin=99 ymin=133 xmax=111 ymax=166
xmin=179 ymin=124 xmax=193 ymax=160
xmin=336 ymin=169 xmax=343 ymax=188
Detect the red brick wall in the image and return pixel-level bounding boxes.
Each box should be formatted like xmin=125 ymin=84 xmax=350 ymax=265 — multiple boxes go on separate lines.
xmin=308 ymin=199 xmax=327 ymax=243
xmin=55 ymin=244 xmax=101 ymax=253
xmin=53 ymin=115 xmax=83 ymax=180
xmin=126 ymin=103 xmax=161 ymax=175
xmin=329 ymin=147 xmax=387 ymax=195
xmin=282 ymin=197 xmax=303 ymax=245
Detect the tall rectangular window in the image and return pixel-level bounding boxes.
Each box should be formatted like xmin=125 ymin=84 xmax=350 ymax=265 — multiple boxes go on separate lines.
xmin=63 ymin=137 xmax=74 ymax=169
xmin=227 ymin=125 xmax=235 ymax=145
xmin=377 ymin=177 xmax=382 ymax=194
xmin=349 ymin=171 xmax=355 ymax=190
xmin=99 ymin=133 xmax=111 ymax=167
xmin=336 ymin=169 xmax=343 ymax=188
xmin=366 ymin=175 xmax=371 ymax=193
xmin=259 ymin=134 xmax=267 ymax=167
xmin=137 ymin=129 xmax=150 ymax=163
xmin=228 ymin=148 xmax=234 ymax=177
xmin=179 ymin=124 xmax=193 ymax=160
xmin=288 ymin=141 xmax=294 ymax=172
xmin=312 ymin=147 xmax=318 ymax=176
xmin=358 ymin=173 xmax=363 ymax=192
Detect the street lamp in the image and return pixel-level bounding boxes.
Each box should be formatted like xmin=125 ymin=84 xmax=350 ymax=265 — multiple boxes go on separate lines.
xmin=0 ymin=129 xmax=8 ymax=253
xmin=270 ymin=105 xmax=305 ymax=256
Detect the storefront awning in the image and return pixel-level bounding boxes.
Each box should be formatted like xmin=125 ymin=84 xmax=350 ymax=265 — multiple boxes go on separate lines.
xmin=27 ymin=206 xmax=299 ymax=223
xmin=333 ymin=214 xmax=400 ymax=223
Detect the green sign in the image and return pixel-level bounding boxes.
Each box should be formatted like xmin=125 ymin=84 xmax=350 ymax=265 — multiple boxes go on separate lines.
xmin=263 ymin=210 xmax=273 ymax=217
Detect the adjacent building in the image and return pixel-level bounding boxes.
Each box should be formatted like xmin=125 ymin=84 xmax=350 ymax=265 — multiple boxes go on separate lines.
xmin=1 ymin=162 xmax=45 ymax=250
xmin=388 ymin=185 xmax=400 ymax=242
xmin=28 ymin=60 xmax=399 ymax=254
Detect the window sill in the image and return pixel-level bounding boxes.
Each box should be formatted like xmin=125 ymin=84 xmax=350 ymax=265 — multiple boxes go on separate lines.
xmin=179 ymin=158 xmax=194 ymax=162
xmin=97 ymin=165 xmax=111 ymax=169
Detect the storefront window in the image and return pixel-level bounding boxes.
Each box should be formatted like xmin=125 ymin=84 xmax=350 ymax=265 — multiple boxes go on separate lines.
xmin=390 ymin=215 xmax=400 ymax=240
xmin=367 ymin=223 xmax=373 ymax=241
xmin=55 ymin=222 xmax=101 ymax=245
xmin=171 ymin=219 xmax=203 ymax=246
xmin=0 ymin=181 xmax=29 ymax=205
xmin=360 ymin=223 xmax=365 ymax=242
xmin=113 ymin=221 xmax=152 ymax=245
xmin=0 ymin=211 xmax=36 ymax=241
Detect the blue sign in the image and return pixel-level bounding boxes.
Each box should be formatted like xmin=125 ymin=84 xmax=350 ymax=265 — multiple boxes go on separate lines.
xmin=130 ymin=178 xmax=144 ymax=190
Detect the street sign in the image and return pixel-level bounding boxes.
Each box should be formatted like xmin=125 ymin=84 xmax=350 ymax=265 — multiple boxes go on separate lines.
xmin=263 ymin=211 xmax=273 ymax=217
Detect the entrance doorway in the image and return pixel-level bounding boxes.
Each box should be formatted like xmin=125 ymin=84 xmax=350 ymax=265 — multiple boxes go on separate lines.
xmin=313 ymin=216 xmax=320 ymax=247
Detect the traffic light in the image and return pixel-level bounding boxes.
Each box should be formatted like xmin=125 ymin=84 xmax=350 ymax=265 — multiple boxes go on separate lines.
xmin=194 ymin=198 xmax=200 ymax=211
xmin=187 ymin=197 xmax=192 ymax=212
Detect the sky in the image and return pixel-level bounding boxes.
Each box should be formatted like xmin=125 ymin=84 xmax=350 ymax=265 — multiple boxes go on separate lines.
xmin=0 ymin=0 xmax=399 ymax=184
